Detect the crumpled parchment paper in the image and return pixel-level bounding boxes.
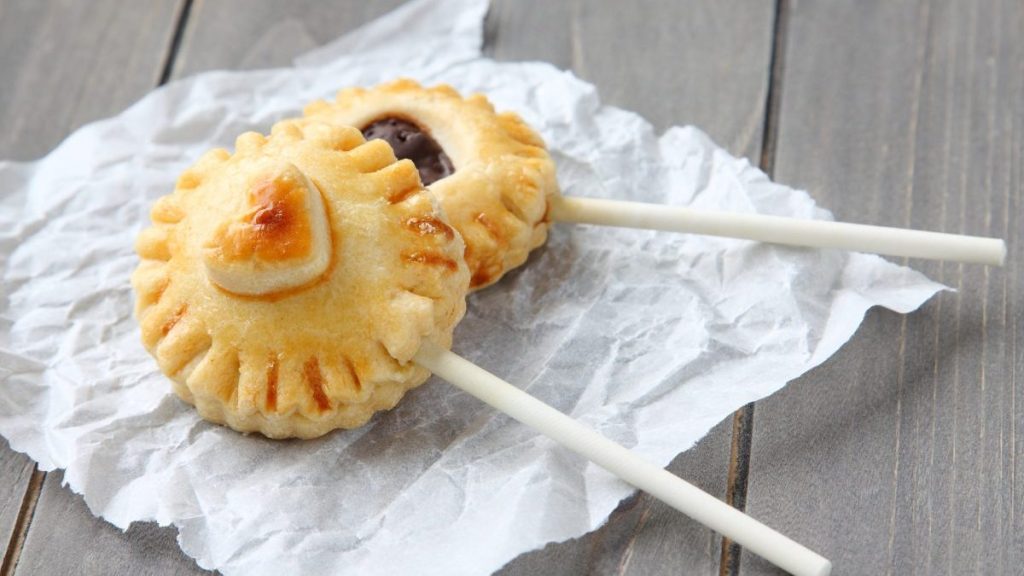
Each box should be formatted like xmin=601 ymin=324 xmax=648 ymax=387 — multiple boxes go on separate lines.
xmin=0 ymin=0 xmax=945 ymax=574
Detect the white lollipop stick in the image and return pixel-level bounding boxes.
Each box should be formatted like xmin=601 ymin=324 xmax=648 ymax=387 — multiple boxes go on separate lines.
xmin=551 ymin=196 xmax=1006 ymax=266
xmin=415 ymin=341 xmax=832 ymax=576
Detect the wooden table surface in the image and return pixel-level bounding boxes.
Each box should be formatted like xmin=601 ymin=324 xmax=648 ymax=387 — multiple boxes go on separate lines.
xmin=1 ymin=1 xmax=1020 ymax=574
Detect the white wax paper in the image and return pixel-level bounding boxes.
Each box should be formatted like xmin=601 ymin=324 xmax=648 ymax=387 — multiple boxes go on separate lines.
xmin=0 ymin=0 xmax=945 ymax=574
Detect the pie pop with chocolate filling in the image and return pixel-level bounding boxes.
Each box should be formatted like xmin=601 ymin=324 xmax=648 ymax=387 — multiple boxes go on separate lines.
xmin=131 ymin=118 xmax=469 ymax=439
xmin=306 ymin=80 xmax=1005 ymax=278
xmin=303 ymin=79 xmax=561 ymax=289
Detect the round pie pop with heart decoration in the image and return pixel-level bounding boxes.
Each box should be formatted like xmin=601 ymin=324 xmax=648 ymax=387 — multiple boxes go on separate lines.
xmin=131 ymin=118 xmax=469 ymax=438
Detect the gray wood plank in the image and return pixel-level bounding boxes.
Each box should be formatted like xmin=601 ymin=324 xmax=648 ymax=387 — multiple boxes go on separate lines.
xmin=0 ymin=0 xmax=183 ymax=161
xmin=15 ymin=472 xmax=209 ymax=576
xmin=497 ymin=420 xmax=735 ymax=576
xmin=0 ymin=439 xmax=36 ymax=568
xmin=741 ymin=1 xmax=1023 ymax=574
xmin=487 ymin=0 xmax=774 ymax=163
xmin=0 ymin=0 xmax=182 ymax=568
xmin=487 ymin=1 xmax=777 ymax=573
xmin=171 ymin=0 xmax=407 ymax=76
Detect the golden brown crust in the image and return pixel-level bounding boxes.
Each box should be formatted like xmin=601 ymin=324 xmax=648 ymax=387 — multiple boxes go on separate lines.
xmin=304 ymin=79 xmax=560 ymax=290
xmin=132 ymin=118 xmax=470 ymax=439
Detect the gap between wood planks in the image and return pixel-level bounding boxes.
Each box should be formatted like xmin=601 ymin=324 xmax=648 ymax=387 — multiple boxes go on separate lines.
xmin=719 ymin=1 xmax=789 ymax=574
xmin=0 ymin=469 xmax=44 ymax=576
xmin=0 ymin=2 xmax=196 ymax=574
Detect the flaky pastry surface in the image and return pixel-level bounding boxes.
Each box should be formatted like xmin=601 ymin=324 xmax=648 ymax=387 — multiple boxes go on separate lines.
xmin=132 ymin=118 xmax=469 ymax=438
xmin=304 ymin=79 xmax=560 ymax=289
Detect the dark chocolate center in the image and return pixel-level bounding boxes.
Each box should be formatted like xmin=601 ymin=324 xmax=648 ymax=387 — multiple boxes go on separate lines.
xmin=361 ymin=118 xmax=454 ymax=186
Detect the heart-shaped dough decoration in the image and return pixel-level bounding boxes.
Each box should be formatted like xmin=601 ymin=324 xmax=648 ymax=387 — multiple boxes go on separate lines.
xmin=203 ymin=159 xmax=332 ymax=297
xmin=132 ymin=118 xmax=470 ymax=439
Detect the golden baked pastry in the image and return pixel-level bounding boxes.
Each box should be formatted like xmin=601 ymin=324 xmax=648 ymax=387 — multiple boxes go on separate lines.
xmin=132 ymin=118 xmax=470 ymax=438
xmin=304 ymin=79 xmax=560 ymax=289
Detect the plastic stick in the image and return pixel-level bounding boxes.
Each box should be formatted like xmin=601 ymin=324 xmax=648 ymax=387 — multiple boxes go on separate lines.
xmin=551 ymin=196 xmax=1006 ymax=266
xmin=415 ymin=341 xmax=832 ymax=576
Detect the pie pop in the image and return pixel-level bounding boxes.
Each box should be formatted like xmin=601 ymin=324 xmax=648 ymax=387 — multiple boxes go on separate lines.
xmin=304 ymin=79 xmax=558 ymax=289
xmin=133 ymin=117 xmax=830 ymax=576
xmin=132 ymin=118 xmax=470 ymax=438
xmin=305 ymin=78 xmax=1005 ymax=283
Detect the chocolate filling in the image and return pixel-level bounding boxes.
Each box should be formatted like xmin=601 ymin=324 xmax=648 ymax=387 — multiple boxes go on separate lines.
xmin=362 ymin=118 xmax=454 ymax=186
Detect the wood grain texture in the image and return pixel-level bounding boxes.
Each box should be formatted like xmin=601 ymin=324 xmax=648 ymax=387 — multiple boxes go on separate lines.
xmin=487 ymin=1 xmax=776 ymax=573
xmin=0 ymin=0 xmax=182 ymax=568
xmin=171 ymin=0 xmax=406 ymax=76
xmin=486 ymin=0 xmax=776 ymax=162
xmin=0 ymin=0 xmax=183 ymax=160
xmin=14 ymin=472 xmax=209 ymax=576
xmin=741 ymin=1 xmax=1022 ymax=574
xmin=497 ymin=420 xmax=736 ymax=576
xmin=0 ymin=440 xmax=37 ymax=572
